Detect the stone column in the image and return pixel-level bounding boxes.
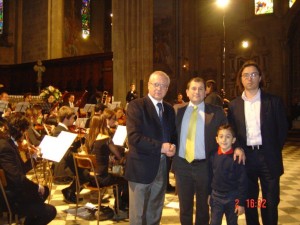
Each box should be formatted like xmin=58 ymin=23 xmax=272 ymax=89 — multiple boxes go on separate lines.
xmin=48 ymin=0 xmax=64 ymax=59
xmin=112 ymin=0 xmax=153 ymax=105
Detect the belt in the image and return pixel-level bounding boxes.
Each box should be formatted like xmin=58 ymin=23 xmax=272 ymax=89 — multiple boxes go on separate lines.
xmin=190 ymin=159 xmax=206 ymax=164
xmin=246 ymin=145 xmax=263 ymax=150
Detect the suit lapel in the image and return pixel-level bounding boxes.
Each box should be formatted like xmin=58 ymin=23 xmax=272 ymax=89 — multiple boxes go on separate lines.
xmin=145 ymin=96 xmax=161 ymax=125
xmin=260 ymin=91 xmax=269 ymax=127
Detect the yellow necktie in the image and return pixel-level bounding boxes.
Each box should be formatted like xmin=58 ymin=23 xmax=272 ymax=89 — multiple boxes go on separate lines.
xmin=185 ymin=106 xmax=198 ymax=163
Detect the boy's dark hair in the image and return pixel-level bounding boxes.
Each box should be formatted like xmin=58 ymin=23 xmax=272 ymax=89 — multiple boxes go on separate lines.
xmin=217 ymin=124 xmax=235 ymax=137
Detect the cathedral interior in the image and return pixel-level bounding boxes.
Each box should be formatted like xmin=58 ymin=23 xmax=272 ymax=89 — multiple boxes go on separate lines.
xmin=0 ymin=0 xmax=299 ymax=115
xmin=1 ymin=1 xmax=300 ymax=225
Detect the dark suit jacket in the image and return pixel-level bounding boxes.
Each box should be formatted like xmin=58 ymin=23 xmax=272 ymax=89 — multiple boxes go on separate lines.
xmin=173 ymin=102 xmax=227 ymax=161
xmin=124 ymin=96 xmax=177 ymax=184
xmin=0 ymin=139 xmax=43 ymax=206
xmin=227 ymin=91 xmax=288 ymax=177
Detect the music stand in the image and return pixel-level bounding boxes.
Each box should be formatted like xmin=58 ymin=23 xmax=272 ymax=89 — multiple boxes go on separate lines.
xmin=15 ymin=102 xmax=30 ymax=113
xmin=73 ymin=107 xmax=79 ymax=113
xmin=75 ymin=118 xmax=88 ymax=128
xmin=110 ymin=101 xmax=121 ymax=109
xmin=83 ymin=104 xmax=95 ymax=113
xmin=0 ymin=102 xmax=8 ymax=113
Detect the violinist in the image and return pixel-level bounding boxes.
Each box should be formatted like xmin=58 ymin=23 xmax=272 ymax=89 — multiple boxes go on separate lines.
xmin=52 ymin=106 xmax=89 ymax=202
xmin=0 ymin=114 xmax=57 ymax=224
xmin=42 ymin=94 xmax=58 ymax=125
xmin=114 ymin=106 xmax=126 ymax=126
xmin=85 ymin=109 xmax=129 ymax=213
xmin=25 ymin=107 xmax=45 ymax=146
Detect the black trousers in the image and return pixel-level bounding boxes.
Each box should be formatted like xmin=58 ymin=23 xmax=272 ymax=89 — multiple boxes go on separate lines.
xmin=17 ymin=186 xmax=57 ymax=225
xmin=174 ymin=157 xmax=209 ymax=225
xmin=245 ymin=149 xmax=280 ymax=225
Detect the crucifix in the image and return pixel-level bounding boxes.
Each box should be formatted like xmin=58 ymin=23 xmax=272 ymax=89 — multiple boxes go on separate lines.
xmin=33 ymin=60 xmax=46 ymax=93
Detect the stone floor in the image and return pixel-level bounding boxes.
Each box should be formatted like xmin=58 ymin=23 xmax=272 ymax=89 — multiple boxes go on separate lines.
xmin=1 ymin=131 xmax=300 ymax=225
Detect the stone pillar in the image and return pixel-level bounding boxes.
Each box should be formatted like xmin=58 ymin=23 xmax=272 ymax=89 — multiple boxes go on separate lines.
xmin=48 ymin=0 xmax=64 ymax=59
xmin=112 ymin=0 xmax=153 ymax=105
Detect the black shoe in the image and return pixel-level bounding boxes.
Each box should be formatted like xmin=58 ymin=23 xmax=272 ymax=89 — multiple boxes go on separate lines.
xmin=62 ymin=188 xmax=83 ymax=204
xmin=54 ymin=176 xmax=73 ymax=185
xmin=166 ymin=184 xmax=175 ymax=193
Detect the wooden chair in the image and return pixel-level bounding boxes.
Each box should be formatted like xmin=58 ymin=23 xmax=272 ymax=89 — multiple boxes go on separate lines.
xmin=73 ymin=153 xmax=119 ymax=225
xmin=0 ymin=169 xmax=23 ymax=225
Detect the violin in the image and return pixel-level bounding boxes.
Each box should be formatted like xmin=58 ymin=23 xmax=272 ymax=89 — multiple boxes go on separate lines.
xmin=68 ymin=125 xmax=87 ymax=138
xmin=117 ymin=114 xmax=126 ymax=126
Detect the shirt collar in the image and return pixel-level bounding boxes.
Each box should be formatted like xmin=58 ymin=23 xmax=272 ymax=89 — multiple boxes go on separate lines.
xmin=58 ymin=122 xmax=69 ymax=130
xmin=218 ymin=147 xmax=234 ymax=155
xmin=242 ymin=88 xmax=261 ymax=102
xmin=188 ymin=101 xmax=204 ymax=110
xmin=148 ymin=94 xmax=163 ymax=106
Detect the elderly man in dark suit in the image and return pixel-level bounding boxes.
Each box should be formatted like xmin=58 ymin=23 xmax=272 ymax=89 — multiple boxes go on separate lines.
xmin=173 ymin=77 xmax=245 ymax=225
xmin=125 ymin=71 xmax=177 ymax=225
xmin=0 ymin=114 xmax=56 ymax=225
xmin=227 ymin=60 xmax=288 ymax=225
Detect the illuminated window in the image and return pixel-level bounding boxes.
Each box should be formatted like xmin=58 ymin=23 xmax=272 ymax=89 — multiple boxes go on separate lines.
xmin=81 ymin=0 xmax=90 ymax=39
xmin=289 ymin=0 xmax=296 ymax=7
xmin=0 ymin=0 xmax=3 ymax=34
xmin=255 ymin=0 xmax=273 ymax=15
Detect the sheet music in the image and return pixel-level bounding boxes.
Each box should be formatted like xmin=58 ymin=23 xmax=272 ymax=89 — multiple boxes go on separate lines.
xmin=39 ymin=131 xmax=77 ymax=162
xmin=112 ymin=125 xmax=127 ymax=146
xmin=15 ymin=102 xmax=30 ymax=112
xmin=0 ymin=101 xmax=8 ymax=112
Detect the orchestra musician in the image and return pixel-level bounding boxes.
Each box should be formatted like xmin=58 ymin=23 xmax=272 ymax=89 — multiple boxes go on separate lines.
xmin=52 ymin=106 xmax=89 ymax=203
xmin=0 ymin=114 xmax=57 ymax=225
xmin=114 ymin=106 xmax=126 ymax=126
xmin=42 ymin=94 xmax=58 ymax=125
xmin=62 ymin=94 xmax=75 ymax=108
xmin=85 ymin=109 xmax=129 ymax=213
xmin=23 ymin=92 xmax=33 ymax=104
xmin=0 ymin=91 xmax=12 ymax=118
xmin=25 ymin=107 xmax=45 ymax=146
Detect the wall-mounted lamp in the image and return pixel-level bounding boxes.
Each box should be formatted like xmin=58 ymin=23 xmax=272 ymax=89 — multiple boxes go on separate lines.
xmin=182 ymin=58 xmax=189 ymax=71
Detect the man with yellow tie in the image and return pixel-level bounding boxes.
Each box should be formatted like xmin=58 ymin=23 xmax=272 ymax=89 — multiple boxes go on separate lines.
xmin=172 ymin=77 xmax=245 ymax=225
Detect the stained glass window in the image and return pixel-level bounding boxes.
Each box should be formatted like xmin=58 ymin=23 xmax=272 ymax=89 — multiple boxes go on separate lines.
xmin=255 ymin=0 xmax=273 ymax=15
xmin=81 ymin=0 xmax=90 ymax=39
xmin=0 ymin=0 xmax=3 ymax=34
xmin=289 ymin=0 xmax=296 ymax=8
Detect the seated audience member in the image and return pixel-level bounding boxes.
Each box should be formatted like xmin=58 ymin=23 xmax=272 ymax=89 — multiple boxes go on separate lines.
xmin=52 ymin=106 xmax=89 ymax=203
xmin=85 ymin=109 xmax=129 ymax=212
xmin=0 ymin=114 xmax=56 ymax=224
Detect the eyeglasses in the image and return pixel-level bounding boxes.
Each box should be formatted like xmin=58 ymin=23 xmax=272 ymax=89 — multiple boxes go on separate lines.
xmin=149 ymin=82 xmax=169 ymax=89
xmin=241 ymin=72 xmax=259 ymax=79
